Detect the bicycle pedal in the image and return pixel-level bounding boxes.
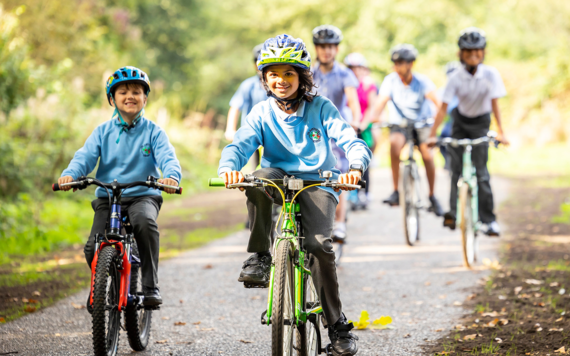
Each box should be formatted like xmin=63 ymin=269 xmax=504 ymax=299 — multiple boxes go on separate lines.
xmin=244 ymin=282 xmax=269 ymax=289
xmin=144 ymin=305 xmax=160 ymax=310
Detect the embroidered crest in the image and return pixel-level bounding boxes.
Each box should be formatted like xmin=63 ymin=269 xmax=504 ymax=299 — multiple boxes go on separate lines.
xmin=141 ymin=144 xmax=152 ymax=157
xmin=308 ymin=128 xmax=322 ymax=142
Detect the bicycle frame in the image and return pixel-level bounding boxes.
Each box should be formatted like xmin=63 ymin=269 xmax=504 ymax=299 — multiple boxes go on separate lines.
xmin=89 ymin=198 xmax=138 ymax=312
xmin=265 ymin=199 xmax=323 ymax=327
xmin=457 ymin=144 xmax=480 ymax=233
xmin=401 ymin=123 xmax=424 ymax=210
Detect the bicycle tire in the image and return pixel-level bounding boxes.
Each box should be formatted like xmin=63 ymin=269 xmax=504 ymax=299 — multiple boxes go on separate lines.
xmin=297 ymin=273 xmax=320 ymax=356
xmin=459 ymin=183 xmax=476 ymax=268
xmin=92 ymin=246 xmax=121 ymax=356
xmin=401 ymin=165 xmax=420 ymax=246
xmin=125 ymin=244 xmax=152 ymax=351
xmin=271 ymin=240 xmax=296 ymax=356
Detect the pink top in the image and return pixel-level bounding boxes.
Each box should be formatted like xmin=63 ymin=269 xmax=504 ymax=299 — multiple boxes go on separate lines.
xmin=355 ymin=77 xmax=378 ymax=120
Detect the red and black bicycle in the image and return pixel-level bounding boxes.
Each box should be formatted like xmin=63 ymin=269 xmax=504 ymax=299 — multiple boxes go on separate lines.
xmin=53 ymin=176 xmax=182 ymax=356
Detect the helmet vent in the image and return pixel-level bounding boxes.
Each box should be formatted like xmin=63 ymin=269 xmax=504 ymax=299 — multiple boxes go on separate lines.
xmin=113 ymin=73 xmax=119 ymax=79
xmin=121 ymin=71 xmax=128 ymax=78
xmin=132 ymin=70 xmax=137 ymax=77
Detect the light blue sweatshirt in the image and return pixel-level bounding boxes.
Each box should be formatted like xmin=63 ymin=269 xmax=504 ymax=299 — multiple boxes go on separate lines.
xmin=218 ymin=96 xmax=372 ymax=200
xmin=62 ymin=117 xmax=182 ymax=198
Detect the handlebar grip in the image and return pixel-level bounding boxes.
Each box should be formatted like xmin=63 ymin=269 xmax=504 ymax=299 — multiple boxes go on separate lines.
xmin=359 ymin=180 xmax=367 ymax=189
xmin=52 ymin=183 xmax=61 ymax=191
xmin=175 ymin=187 xmax=183 ymax=195
xmin=209 ymin=178 xmax=226 ymax=187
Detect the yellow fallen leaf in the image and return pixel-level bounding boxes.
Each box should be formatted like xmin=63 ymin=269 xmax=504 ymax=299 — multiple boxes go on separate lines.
xmin=174 ymin=321 xmax=186 ymax=326
xmin=32 ymin=291 xmax=41 ymax=297
xmin=71 ymin=302 xmax=85 ymax=309
xmin=156 ymin=339 xmax=168 ymax=344
xmin=239 ymin=340 xmax=253 ymax=344
xmin=463 ymin=334 xmax=477 ymax=340
xmin=373 ymin=315 xmax=393 ymax=326
xmin=555 ymin=346 xmax=566 ymax=354
xmin=486 ymin=318 xmax=499 ymax=327
xmin=349 ymin=310 xmax=370 ymax=330
xmin=499 ymin=319 xmax=508 ymax=326
xmin=0 ymin=317 xmax=5 ymax=323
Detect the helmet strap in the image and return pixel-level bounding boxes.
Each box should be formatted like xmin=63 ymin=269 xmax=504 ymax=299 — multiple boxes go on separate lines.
xmin=268 ymin=91 xmax=304 ymax=111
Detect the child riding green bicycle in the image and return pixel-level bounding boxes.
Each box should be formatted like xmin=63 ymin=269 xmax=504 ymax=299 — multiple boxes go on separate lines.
xmin=218 ymin=34 xmax=371 ymax=356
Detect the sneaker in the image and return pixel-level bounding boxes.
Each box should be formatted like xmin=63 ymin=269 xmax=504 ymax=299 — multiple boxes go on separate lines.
xmin=327 ymin=314 xmax=359 ymax=356
xmin=429 ymin=196 xmax=444 ymax=217
xmin=382 ymin=191 xmax=399 ymax=206
xmin=357 ymin=191 xmax=368 ymax=210
xmin=443 ymin=212 xmax=456 ymax=230
xmin=238 ymin=252 xmax=272 ymax=285
xmin=143 ymin=287 xmax=162 ymax=306
xmin=485 ymin=221 xmax=501 ymax=237
xmin=332 ymin=222 xmax=347 ymax=243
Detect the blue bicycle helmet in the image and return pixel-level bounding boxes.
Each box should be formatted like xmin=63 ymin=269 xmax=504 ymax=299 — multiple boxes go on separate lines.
xmin=390 ymin=44 xmax=418 ymax=62
xmin=257 ymin=34 xmax=311 ymax=71
xmin=458 ymin=27 xmax=487 ymax=50
xmin=312 ymin=25 xmax=343 ymax=45
xmin=105 ymin=66 xmax=151 ymax=106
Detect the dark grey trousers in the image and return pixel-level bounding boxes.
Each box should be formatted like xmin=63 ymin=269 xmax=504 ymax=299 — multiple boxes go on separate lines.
xmin=245 ymin=167 xmax=342 ymax=325
xmin=85 ymin=196 xmax=163 ymax=289
xmin=449 ymin=108 xmax=496 ymax=223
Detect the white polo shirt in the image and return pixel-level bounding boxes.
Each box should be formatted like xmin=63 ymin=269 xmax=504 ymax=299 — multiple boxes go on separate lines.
xmin=442 ymin=64 xmax=506 ymax=118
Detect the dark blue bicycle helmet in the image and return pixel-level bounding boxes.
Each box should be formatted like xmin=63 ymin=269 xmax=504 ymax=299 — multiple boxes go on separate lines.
xmin=458 ymin=27 xmax=487 ymax=50
xmin=390 ymin=44 xmax=418 ymax=62
xmin=312 ymin=25 xmax=343 ymax=45
xmin=105 ymin=66 xmax=151 ymax=106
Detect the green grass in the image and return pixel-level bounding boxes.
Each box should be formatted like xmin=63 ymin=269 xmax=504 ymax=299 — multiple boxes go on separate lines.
xmin=552 ymin=202 xmax=570 ymax=224
xmin=160 ymin=224 xmax=243 ymax=256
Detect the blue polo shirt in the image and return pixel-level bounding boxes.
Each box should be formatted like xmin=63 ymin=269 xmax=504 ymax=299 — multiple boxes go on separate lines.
xmin=229 ymin=75 xmax=268 ymax=127
xmin=380 ymin=72 xmax=436 ymax=123
xmin=312 ymin=61 xmax=359 ymax=114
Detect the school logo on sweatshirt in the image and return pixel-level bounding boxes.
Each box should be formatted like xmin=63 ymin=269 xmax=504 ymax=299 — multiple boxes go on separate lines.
xmin=141 ymin=144 xmax=152 ymax=157
xmin=308 ymin=128 xmax=322 ymax=143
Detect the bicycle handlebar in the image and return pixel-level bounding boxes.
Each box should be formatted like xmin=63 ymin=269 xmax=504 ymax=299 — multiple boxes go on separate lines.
xmin=438 ymin=136 xmax=500 ymax=148
xmin=208 ymin=177 xmax=366 ymax=190
xmin=52 ymin=177 xmax=183 ymax=194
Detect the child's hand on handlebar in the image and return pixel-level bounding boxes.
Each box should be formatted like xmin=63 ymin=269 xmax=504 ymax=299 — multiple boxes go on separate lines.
xmin=335 ymin=171 xmax=362 ymax=192
xmin=219 ymin=171 xmax=245 ymax=191
xmin=426 ymin=135 xmax=438 ymax=148
xmin=158 ymin=178 xmax=179 ymax=194
xmin=58 ymin=176 xmax=77 ymax=192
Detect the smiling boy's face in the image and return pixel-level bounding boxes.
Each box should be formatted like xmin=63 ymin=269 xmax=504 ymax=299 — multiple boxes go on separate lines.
xmin=265 ymin=65 xmax=300 ymax=100
xmin=112 ymin=83 xmax=147 ymax=119
xmin=460 ymin=49 xmax=485 ymax=67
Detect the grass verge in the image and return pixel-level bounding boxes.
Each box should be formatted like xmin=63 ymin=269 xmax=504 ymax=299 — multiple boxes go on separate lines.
xmin=424 ymin=176 xmax=570 ymax=355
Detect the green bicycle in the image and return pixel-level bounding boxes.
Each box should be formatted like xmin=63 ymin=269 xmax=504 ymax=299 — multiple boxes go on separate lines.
xmin=209 ymin=171 xmax=365 ymax=355
xmin=439 ymin=132 xmax=499 ymax=268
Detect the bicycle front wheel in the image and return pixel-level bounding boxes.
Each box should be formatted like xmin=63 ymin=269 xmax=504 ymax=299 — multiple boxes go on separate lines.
xmin=459 ymin=183 xmax=477 ymax=268
xmin=401 ymin=165 xmax=420 ymax=246
xmin=296 ymin=273 xmax=320 ymax=356
xmin=272 ymin=240 xmax=296 ymax=356
xmin=92 ymin=246 xmax=121 ymax=356
xmin=125 ymin=244 xmax=152 ymax=351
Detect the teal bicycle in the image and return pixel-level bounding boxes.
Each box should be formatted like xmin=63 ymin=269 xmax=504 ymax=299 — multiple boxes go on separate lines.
xmin=439 ymin=132 xmax=499 ymax=268
xmin=209 ymin=171 xmax=365 ymax=355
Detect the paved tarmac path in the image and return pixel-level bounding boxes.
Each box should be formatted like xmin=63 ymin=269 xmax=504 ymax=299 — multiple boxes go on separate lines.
xmin=0 ymin=169 xmax=508 ymax=355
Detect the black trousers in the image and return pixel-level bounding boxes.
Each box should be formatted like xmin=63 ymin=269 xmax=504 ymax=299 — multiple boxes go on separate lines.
xmin=85 ymin=196 xmax=163 ymax=288
xmin=449 ymin=108 xmax=496 ymax=223
xmin=245 ymin=168 xmax=342 ymax=326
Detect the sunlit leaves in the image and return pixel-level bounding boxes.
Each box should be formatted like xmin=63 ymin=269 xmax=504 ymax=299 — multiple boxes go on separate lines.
xmin=349 ymin=311 xmax=394 ymax=330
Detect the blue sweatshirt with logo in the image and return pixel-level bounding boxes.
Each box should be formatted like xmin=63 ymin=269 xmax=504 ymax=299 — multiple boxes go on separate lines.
xmin=218 ymin=96 xmax=372 ymax=200
xmin=62 ymin=117 xmax=182 ymax=198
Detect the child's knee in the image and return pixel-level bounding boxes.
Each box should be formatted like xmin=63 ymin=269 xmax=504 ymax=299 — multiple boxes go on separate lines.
xmin=305 ymin=234 xmax=334 ymax=258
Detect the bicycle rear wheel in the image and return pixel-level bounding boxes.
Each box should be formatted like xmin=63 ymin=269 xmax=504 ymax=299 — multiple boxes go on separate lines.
xmin=296 ymin=274 xmax=320 ymax=356
xmin=92 ymin=246 xmax=121 ymax=356
xmin=272 ymin=240 xmax=296 ymax=356
xmin=401 ymin=165 xmax=420 ymax=246
xmin=125 ymin=244 xmax=152 ymax=351
xmin=459 ymin=183 xmax=477 ymax=268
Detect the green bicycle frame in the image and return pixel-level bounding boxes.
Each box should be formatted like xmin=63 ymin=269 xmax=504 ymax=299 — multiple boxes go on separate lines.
xmin=457 ymin=145 xmax=480 ymax=232
xmin=265 ymin=201 xmax=323 ymax=326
